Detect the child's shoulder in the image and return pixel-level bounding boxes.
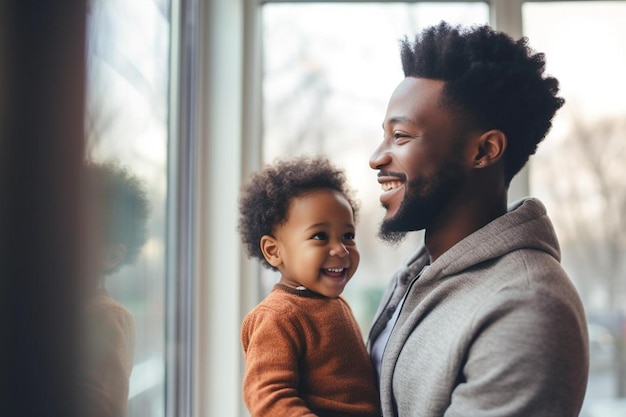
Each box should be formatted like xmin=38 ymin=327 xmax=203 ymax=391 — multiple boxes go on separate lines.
xmin=241 ymin=289 xmax=312 ymax=337
xmin=245 ymin=284 xmax=335 ymax=319
xmin=254 ymin=286 xmax=311 ymax=313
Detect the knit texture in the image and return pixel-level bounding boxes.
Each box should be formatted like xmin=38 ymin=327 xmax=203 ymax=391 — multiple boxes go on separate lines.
xmin=81 ymin=289 xmax=135 ymax=417
xmin=242 ymin=284 xmax=380 ymax=417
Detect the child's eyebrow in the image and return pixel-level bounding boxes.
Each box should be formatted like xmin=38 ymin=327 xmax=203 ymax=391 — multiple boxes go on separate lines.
xmin=305 ymin=222 xmax=331 ymax=231
xmin=305 ymin=222 xmax=355 ymax=231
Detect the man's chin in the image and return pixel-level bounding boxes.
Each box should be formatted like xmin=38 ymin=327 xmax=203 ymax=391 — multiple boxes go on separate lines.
xmin=378 ymin=220 xmax=409 ymax=246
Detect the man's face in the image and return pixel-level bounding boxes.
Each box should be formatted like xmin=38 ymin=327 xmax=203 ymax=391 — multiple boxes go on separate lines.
xmin=369 ymin=77 xmax=467 ymax=243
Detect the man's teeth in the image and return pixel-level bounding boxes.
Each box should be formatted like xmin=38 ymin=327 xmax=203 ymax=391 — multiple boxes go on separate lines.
xmin=382 ymin=181 xmax=403 ymax=191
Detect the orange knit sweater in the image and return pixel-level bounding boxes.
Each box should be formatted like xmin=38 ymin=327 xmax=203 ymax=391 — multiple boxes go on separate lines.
xmin=241 ymin=284 xmax=381 ymax=417
xmin=82 ymin=289 xmax=135 ymax=417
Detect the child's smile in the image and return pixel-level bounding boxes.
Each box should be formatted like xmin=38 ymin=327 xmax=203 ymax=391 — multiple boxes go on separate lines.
xmin=262 ymin=188 xmax=360 ymax=298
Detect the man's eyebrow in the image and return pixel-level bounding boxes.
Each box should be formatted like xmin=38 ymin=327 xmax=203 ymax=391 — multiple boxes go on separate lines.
xmin=382 ymin=116 xmax=415 ymax=128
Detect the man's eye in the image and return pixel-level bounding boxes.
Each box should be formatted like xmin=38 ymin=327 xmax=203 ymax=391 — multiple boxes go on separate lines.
xmin=312 ymin=232 xmax=328 ymax=240
xmin=393 ymin=132 xmax=410 ymax=141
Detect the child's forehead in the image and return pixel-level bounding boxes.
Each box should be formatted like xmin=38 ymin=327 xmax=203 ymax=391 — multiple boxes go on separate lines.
xmin=289 ymin=188 xmax=348 ymax=207
xmin=285 ymin=189 xmax=353 ymax=220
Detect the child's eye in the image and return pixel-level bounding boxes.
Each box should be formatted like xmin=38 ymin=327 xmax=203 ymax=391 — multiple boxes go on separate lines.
xmin=343 ymin=232 xmax=355 ymax=241
xmin=312 ymin=232 xmax=328 ymax=240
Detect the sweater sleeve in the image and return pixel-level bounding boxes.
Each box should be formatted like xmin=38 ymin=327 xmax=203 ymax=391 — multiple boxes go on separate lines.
xmin=241 ymin=306 xmax=318 ymax=417
xmin=444 ymin=289 xmax=588 ymax=417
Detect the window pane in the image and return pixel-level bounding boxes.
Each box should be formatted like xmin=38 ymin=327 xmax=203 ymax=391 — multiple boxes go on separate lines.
xmin=262 ymin=2 xmax=489 ymax=330
xmin=85 ymin=1 xmax=171 ymax=416
xmin=524 ymin=2 xmax=626 ymax=415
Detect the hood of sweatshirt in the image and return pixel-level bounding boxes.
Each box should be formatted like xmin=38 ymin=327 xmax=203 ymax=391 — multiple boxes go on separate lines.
xmin=401 ymin=197 xmax=561 ymax=283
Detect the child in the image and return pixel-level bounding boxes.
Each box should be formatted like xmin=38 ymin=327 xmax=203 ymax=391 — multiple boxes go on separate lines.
xmin=80 ymin=160 xmax=150 ymax=417
xmin=238 ymin=156 xmax=381 ymax=417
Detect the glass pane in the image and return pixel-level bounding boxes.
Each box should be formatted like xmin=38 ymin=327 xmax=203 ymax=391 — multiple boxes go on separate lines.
xmin=84 ymin=0 xmax=171 ymax=416
xmin=524 ymin=2 xmax=626 ymax=415
xmin=262 ymin=2 xmax=489 ymax=330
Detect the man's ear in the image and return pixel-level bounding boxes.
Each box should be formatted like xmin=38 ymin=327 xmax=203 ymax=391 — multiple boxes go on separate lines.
xmin=472 ymin=129 xmax=507 ymax=168
xmin=260 ymin=235 xmax=282 ymax=268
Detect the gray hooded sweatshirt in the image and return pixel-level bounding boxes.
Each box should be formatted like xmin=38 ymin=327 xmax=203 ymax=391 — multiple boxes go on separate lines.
xmin=368 ymin=198 xmax=589 ymax=417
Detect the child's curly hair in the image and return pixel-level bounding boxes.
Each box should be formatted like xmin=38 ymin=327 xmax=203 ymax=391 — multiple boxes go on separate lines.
xmin=83 ymin=160 xmax=151 ymax=274
xmin=400 ymin=21 xmax=564 ymax=186
xmin=238 ymin=155 xmax=358 ymax=270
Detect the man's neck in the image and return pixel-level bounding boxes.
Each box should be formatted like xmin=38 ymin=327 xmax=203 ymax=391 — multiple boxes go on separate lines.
xmin=424 ymin=194 xmax=507 ymax=263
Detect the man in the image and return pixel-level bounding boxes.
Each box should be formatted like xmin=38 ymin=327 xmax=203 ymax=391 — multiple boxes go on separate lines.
xmin=368 ymin=22 xmax=589 ymax=416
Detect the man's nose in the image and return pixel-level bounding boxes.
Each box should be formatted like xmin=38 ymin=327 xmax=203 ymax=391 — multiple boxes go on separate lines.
xmin=369 ymin=143 xmax=390 ymax=170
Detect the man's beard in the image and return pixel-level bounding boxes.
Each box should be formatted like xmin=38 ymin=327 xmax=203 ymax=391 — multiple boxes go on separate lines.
xmin=378 ymin=158 xmax=465 ymax=245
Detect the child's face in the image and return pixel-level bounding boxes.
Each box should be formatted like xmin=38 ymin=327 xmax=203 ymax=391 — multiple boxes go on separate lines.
xmin=266 ymin=188 xmax=360 ymax=298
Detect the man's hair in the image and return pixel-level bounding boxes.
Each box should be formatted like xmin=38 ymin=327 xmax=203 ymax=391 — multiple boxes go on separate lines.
xmin=83 ymin=160 xmax=150 ymax=273
xmin=238 ymin=155 xmax=358 ymax=270
xmin=400 ymin=21 xmax=564 ymax=185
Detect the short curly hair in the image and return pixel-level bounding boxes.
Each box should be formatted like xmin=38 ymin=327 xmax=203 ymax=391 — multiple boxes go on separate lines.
xmin=400 ymin=21 xmax=564 ymax=185
xmin=238 ymin=156 xmax=358 ymax=270
xmin=83 ymin=160 xmax=150 ymax=274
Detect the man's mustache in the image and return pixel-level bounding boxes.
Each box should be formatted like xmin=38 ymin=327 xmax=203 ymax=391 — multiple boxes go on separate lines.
xmin=377 ymin=171 xmax=407 ymax=182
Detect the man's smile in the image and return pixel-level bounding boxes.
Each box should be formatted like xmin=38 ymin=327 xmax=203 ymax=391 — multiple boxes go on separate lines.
xmin=377 ymin=173 xmax=406 ymax=207
xmin=381 ymin=180 xmax=403 ymax=191
xmin=377 ymin=172 xmax=406 ymax=190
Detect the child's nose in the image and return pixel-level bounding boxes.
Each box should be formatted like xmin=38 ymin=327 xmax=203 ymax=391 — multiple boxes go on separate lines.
xmin=329 ymin=243 xmax=348 ymax=257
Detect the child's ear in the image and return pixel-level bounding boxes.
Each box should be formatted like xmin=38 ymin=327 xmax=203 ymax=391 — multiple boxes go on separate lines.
xmin=260 ymin=235 xmax=282 ymax=268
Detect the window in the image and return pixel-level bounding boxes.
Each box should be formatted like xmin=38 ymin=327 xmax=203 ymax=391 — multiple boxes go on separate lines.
xmin=261 ymin=0 xmax=489 ymax=337
xmin=85 ymin=1 xmax=171 ymax=415
xmin=524 ymin=2 xmax=626 ymax=414
xmin=258 ymin=1 xmax=626 ymax=416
